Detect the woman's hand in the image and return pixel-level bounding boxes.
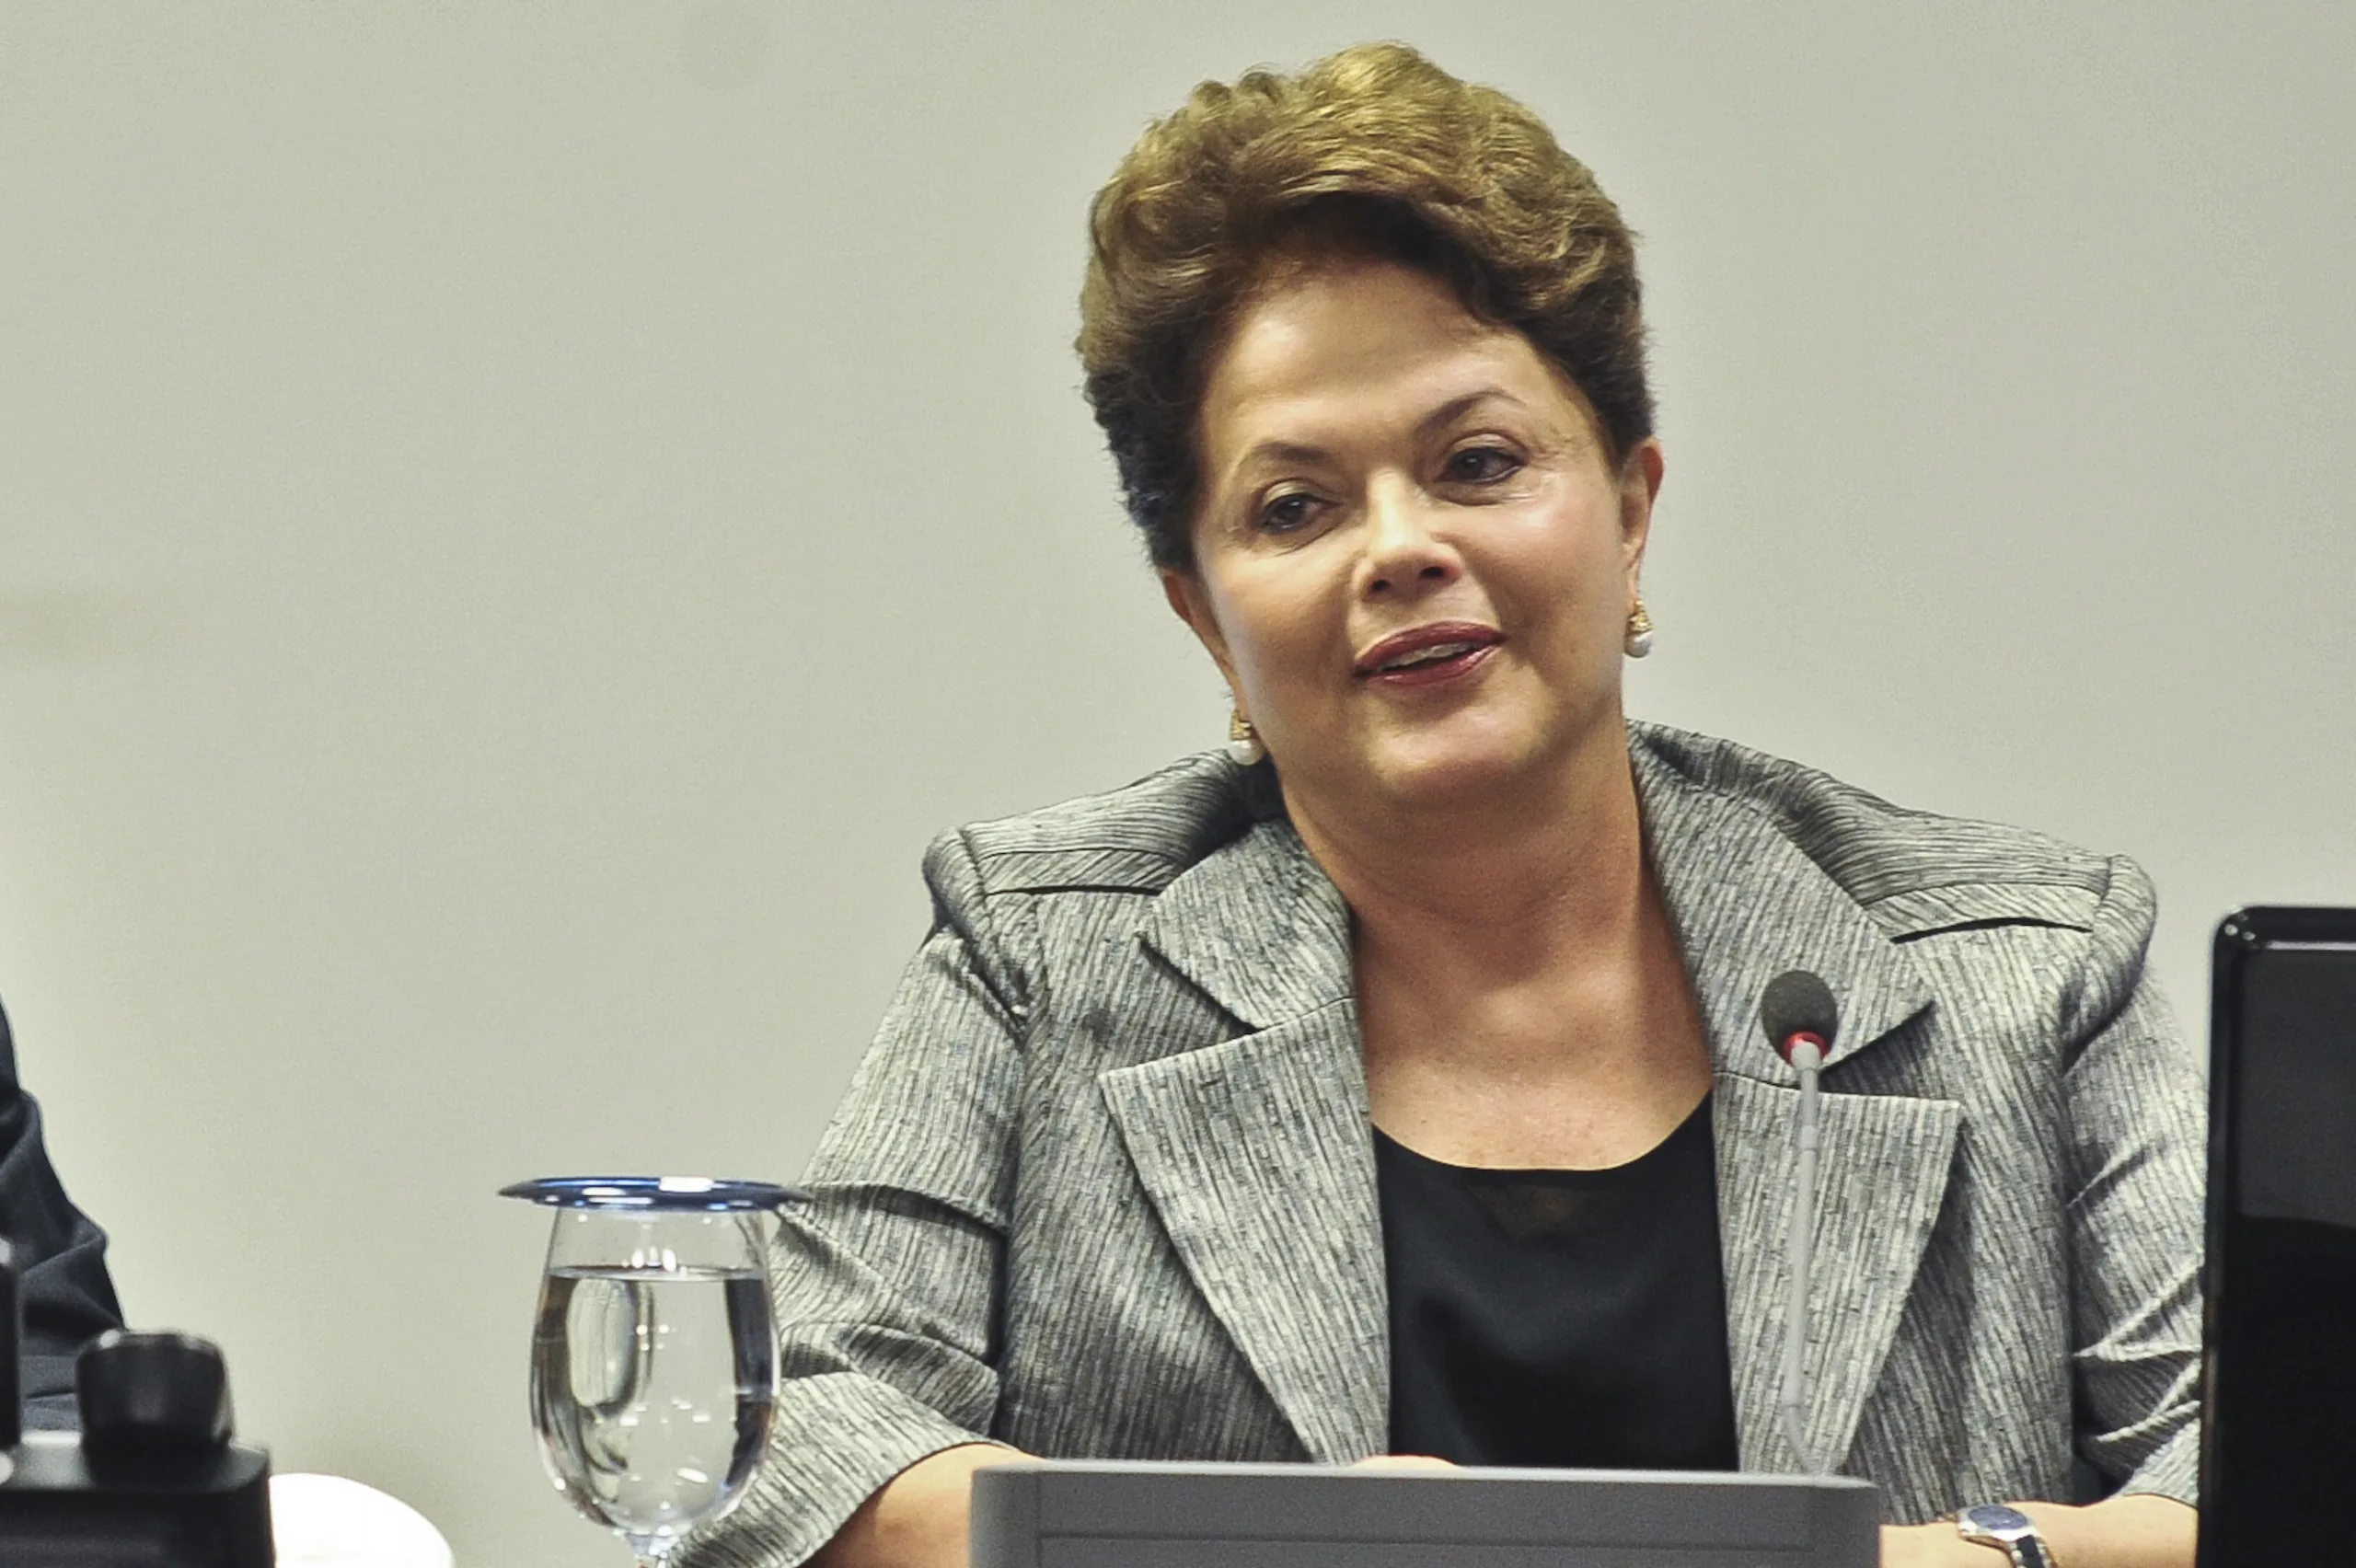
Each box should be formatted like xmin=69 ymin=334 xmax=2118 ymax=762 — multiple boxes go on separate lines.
xmin=1882 ymin=1494 xmax=2196 ymax=1568
xmin=1349 ymin=1453 xmax=1458 ymax=1471
xmin=810 ymin=1443 xmax=1024 ymax=1568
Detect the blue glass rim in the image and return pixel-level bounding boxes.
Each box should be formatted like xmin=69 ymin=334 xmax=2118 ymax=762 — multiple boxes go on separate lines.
xmin=499 ymin=1176 xmax=803 ymax=1212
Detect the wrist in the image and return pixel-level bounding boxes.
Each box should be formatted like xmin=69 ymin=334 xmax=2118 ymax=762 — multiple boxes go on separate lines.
xmin=2007 ymin=1493 xmax=2196 ymax=1568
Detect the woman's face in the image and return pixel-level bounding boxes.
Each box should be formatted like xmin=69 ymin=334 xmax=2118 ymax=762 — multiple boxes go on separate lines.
xmin=1165 ymin=254 xmax=1663 ymax=817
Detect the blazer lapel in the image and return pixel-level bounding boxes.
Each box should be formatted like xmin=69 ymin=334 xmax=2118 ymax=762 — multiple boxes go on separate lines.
xmin=1633 ymin=745 xmax=1934 ymax=1082
xmin=1634 ymin=746 xmax=1959 ymax=1472
xmin=1103 ymin=817 xmax=1389 ymax=1463
xmin=1713 ymin=1076 xmax=1959 ymax=1471
xmin=1134 ymin=810 xmax=1360 ymax=1031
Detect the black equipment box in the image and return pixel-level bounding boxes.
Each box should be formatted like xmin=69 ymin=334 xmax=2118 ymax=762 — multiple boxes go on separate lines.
xmin=0 ymin=1431 xmax=272 ymax=1568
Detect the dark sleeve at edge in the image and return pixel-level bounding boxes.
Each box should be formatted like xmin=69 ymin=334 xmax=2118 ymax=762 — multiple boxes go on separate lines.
xmin=0 ymin=998 xmax=125 ymax=1427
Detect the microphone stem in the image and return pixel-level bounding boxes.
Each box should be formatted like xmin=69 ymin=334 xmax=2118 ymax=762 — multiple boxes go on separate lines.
xmin=1778 ymin=1041 xmax=1823 ymax=1473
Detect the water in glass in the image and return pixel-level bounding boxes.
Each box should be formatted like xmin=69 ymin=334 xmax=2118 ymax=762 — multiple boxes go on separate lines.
xmin=533 ymin=1263 xmax=773 ymax=1555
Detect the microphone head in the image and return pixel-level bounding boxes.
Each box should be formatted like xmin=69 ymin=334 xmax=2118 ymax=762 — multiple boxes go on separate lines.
xmin=1760 ymin=969 xmax=1840 ymax=1064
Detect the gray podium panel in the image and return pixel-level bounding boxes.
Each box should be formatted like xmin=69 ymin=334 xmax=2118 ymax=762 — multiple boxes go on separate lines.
xmin=972 ymin=1460 xmax=1879 ymax=1568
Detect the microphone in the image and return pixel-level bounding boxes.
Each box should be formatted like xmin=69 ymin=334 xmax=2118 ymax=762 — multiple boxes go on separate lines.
xmin=1759 ymin=969 xmax=1839 ymax=1475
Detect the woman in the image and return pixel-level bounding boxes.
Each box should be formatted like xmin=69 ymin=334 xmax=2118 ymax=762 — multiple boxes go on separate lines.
xmin=685 ymin=43 xmax=2202 ymax=1568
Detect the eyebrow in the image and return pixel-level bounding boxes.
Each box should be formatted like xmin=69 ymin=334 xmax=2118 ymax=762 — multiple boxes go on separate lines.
xmin=1224 ymin=386 xmax=1531 ymax=479
xmin=1414 ymin=386 xmax=1529 ymax=439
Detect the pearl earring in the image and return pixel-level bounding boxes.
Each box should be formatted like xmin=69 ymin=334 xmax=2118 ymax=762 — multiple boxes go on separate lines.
xmin=1226 ymin=711 xmax=1266 ymax=767
xmin=1624 ymin=600 xmax=1656 ymax=659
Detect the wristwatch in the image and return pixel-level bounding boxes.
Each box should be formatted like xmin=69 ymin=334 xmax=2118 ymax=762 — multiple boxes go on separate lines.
xmin=1956 ymin=1504 xmax=2056 ymax=1568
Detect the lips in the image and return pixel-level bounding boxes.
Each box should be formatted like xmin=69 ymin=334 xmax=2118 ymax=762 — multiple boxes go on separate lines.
xmin=1354 ymin=622 xmax=1504 ymax=686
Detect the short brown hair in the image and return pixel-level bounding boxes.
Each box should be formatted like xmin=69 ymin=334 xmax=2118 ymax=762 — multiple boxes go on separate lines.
xmin=1078 ymin=42 xmax=1653 ymax=571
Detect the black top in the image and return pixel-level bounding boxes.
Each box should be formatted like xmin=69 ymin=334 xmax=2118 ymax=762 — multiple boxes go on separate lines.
xmin=1375 ymin=1096 xmax=1740 ymax=1470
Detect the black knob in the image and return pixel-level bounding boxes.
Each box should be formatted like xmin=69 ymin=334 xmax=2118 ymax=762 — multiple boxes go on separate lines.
xmin=75 ymin=1331 xmax=235 ymax=1455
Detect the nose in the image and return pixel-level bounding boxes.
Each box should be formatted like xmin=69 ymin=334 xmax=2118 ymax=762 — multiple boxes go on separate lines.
xmin=1357 ymin=479 xmax=1460 ymax=599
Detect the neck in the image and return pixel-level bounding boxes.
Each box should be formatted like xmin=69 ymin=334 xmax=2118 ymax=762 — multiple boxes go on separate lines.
xmin=1280 ymin=719 xmax=1652 ymax=983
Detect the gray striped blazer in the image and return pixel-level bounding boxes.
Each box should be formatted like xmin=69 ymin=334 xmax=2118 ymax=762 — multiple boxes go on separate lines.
xmin=685 ymin=721 xmax=2205 ymax=1567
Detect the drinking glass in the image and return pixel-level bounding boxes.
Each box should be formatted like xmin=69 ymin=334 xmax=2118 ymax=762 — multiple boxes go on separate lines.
xmin=502 ymin=1176 xmax=797 ymax=1567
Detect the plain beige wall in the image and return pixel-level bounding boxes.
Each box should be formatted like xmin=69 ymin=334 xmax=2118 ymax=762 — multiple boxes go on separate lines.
xmin=4 ymin=3 xmax=2351 ymax=1562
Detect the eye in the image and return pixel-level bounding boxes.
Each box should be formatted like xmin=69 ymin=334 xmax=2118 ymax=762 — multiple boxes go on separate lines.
xmin=1254 ymin=490 xmax=1323 ymax=535
xmin=1441 ymin=445 xmax=1523 ymax=485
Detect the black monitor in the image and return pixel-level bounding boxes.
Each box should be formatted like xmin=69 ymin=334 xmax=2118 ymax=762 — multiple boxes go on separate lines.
xmin=2201 ymin=907 xmax=2356 ymax=1564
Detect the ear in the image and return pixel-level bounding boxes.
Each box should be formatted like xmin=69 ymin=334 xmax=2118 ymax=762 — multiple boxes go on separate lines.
xmin=1160 ymin=567 xmax=1244 ymax=703
xmin=1616 ymin=437 xmax=1666 ymax=601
